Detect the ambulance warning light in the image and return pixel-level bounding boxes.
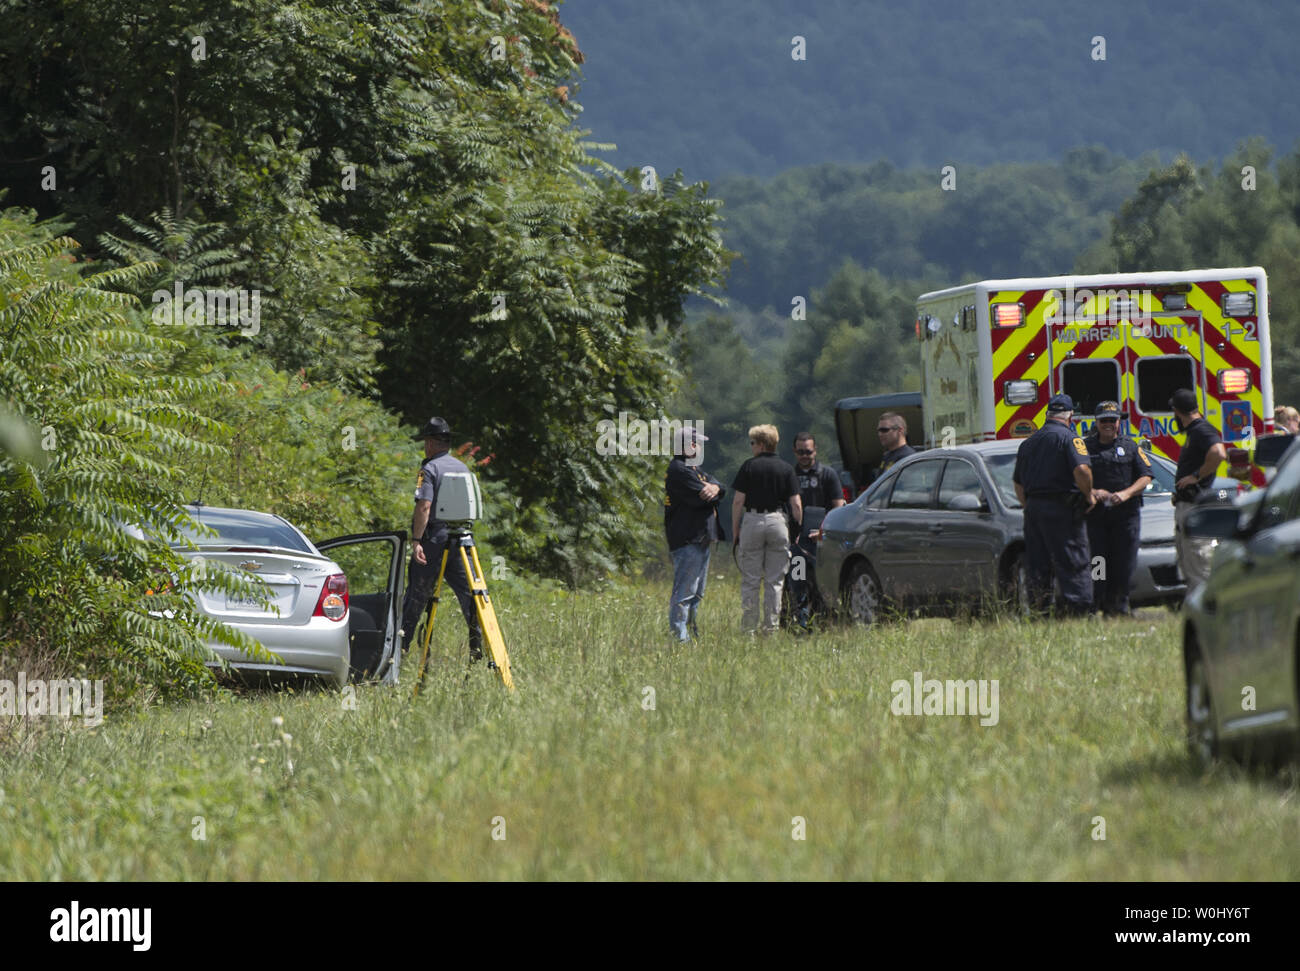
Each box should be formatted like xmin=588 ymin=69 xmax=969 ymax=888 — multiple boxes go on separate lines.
xmin=1221 ymin=292 xmax=1256 ymax=317
xmin=1003 ymin=379 xmax=1038 ymax=405
xmin=992 ymin=303 xmax=1024 ymax=328
xmin=1217 ymin=368 xmax=1251 ymax=395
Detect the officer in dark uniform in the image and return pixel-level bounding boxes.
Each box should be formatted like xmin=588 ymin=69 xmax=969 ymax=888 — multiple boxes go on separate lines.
xmin=398 ymin=416 xmax=483 ymax=661
xmin=1084 ymin=401 xmax=1153 ymax=616
xmin=782 ymin=432 xmax=845 ymax=628
xmin=1012 ymin=394 xmax=1096 ymax=615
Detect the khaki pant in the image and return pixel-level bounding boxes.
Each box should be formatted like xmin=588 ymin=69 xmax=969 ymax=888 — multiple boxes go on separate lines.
xmin=739 ymin=510 xmax=790 ymax=633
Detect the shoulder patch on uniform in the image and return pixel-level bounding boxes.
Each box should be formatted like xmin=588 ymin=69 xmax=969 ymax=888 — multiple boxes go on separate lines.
xmin=1072 ymin=437 xmax=1088 ymax=456
xmin=416 ymin=469 xmax=425 ymax=489
xmin=1138 ymin=449 xmax=1151 ymax=467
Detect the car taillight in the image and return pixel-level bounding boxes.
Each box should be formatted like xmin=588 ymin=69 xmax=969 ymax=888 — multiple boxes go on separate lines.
xmin=842 ymin=485 xmax=852 ymax=503
xmin=313 ymin=573 xmax=348 ymax=621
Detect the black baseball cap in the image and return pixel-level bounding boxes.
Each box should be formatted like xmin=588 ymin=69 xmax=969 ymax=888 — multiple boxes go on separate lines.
xmin=1169 ymin=389 xmax=1199 ymax=414
xmin=1047 ymin=393 xmax=1075 ymax=413
xmin=1095 ymin=400 xmax=1122 ymax=419
xmin=412 ymin=416 xmax=452 ymax=440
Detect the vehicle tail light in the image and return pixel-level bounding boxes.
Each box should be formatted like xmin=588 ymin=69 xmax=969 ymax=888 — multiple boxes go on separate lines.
xmin=992 ymin=303 xmax=1024 ymax=328
xmin=1217 ymin=368 xmax=1251 ymax=394
xmin=1227 ymin=447 xmax=1252 ymax=481
xmin=842 ymin=485 xmax=852 ymax=503
xmin=313 ymin=573 xmax=349 ymax=621
xmin=1003 ymin=379 xmax=1038 ymax=405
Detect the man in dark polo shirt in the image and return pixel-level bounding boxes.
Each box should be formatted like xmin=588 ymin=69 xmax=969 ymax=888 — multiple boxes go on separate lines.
xmin=1012 ymin=394 xmax=1095 ymax=615
xmin=783 ymin=432 xmax=844 ymax=627
xmin=731 ymin=424 xmax=801 ymax=634
xmin=1170 ymin=388 xmax=1227 ymax=589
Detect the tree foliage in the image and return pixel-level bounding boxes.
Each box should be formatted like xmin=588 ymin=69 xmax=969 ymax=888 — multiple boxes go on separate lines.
xmin=0 ymin=0 xmax=732 ymax=585
xmin=0 ymin=211 xmax=271 ymax=699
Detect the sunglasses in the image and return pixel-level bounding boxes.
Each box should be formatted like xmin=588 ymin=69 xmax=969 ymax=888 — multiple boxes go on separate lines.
xmin=795 ymin=448 xmax=814 ymax=455
xmin=1096 ymin=417 xmax=1119 ymax=423
xmin=877 ymin=426 xmax=900 ymax=433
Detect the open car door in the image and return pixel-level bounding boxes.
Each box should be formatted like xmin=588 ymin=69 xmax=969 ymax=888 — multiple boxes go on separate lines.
xmin=316 ymin=530 xmax=407 ymax=685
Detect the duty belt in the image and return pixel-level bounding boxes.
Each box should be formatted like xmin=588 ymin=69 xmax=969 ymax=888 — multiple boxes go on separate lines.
xmin=745 ymin=506 xmax=782 ymax=513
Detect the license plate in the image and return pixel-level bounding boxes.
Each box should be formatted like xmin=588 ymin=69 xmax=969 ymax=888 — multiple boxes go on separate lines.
xmin=225 ymin=591 xmax=268 ymax=610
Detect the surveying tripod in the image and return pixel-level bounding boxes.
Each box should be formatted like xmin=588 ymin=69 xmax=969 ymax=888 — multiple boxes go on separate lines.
xmin=412 ymin=529 xmax=514 ymax=696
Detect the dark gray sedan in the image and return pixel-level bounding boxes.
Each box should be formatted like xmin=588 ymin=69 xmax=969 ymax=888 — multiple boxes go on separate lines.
xmin=1182 ymin=437 xmax=1300 ymax=765
xmin=815 ymin=440 xmax=1189 ymax=623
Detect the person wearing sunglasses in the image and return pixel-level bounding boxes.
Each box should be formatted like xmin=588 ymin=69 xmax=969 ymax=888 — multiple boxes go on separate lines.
xmin=1083 ymin=400 xmax=1152 ymax=616
xmin=870 ymin=413 xmax=916 ymax=484
xmin=781 ymin=432 xmax=845 ymax=629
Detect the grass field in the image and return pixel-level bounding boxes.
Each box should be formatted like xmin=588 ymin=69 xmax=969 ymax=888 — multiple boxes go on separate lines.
xmin=3 ymin=566 xmax=1299 ymax=880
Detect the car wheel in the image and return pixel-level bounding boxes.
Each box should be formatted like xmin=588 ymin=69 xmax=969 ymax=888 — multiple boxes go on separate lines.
xmin=842 ymin=561 xmax=882 ymax=626
xmin=1185 ymin=644 xmax=1219 ymax=765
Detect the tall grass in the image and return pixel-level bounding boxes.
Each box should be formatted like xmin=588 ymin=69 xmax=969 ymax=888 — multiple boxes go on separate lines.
xmin=2 ymin=569 xmax=1297 ymax=880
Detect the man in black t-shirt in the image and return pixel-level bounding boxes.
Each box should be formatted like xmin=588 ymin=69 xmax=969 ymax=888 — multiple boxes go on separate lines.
xmin=871 ymin=412 xmax=916 ymax=485
xmin=664 ymin=427 xmax=724 ymax=642
xmin=783 ymin=432 xmax=845 ymax=627
xmin=731 ymin=424 xmax=802 ymax=634
xmin=1170 ymin=388 xmax=1227 ymax=589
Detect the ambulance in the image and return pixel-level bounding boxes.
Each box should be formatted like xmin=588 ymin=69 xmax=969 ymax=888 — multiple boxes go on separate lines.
xmin=915 ymin=268 xmax=1272 ymax=474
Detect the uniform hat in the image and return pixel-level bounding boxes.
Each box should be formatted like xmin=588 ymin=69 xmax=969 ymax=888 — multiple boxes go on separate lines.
xmin=1169 ymin=388 xmax=1199 ymax=414
xmin=671 ymin=426 xmax=709 ymax=454
xmin=412 ymin=416 xmax=452 ymax=440
xmin=1046 ymin=393 xmax=1075 ymax=414
xmin=1094 ymin=400 xmax=1122 ymax=418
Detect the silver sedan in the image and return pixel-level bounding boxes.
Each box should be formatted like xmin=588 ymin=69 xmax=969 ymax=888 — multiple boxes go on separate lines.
xmin=160 ymin=505 xmax=407 ymax=688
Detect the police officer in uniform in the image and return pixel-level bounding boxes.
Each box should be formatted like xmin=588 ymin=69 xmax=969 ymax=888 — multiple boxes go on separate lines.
xmin=1084 ymin=401 xmax=1152 ymax=616
xmin=783 ymin=432 xmax=845 ymax=627
xmin=1012 ymin=394 xmax=1096 ymax=615
xmin=399 ymin=416 xmax=484 ymax=661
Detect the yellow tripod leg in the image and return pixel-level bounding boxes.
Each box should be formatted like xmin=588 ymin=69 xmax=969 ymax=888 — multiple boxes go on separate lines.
xmin=460 ymin=542 xmax=514 ymax=691
xmin=412 ymin=547 xmax=451 ymax=699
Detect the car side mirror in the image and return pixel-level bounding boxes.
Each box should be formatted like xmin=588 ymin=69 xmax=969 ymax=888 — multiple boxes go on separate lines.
xmin=946 ymin=493 xmax=983 ymax=512
xmin=1183 ymin=504 xmax=1241 ymax=540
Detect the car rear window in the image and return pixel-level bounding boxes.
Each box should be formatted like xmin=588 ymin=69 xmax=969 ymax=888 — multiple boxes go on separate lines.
xmin=175 ymin=508 xmax=314 ymax=553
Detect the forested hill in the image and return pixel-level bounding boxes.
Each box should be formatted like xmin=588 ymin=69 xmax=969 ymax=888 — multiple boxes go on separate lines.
xmin=561 ymin=0 xmax=1300 ymax=181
